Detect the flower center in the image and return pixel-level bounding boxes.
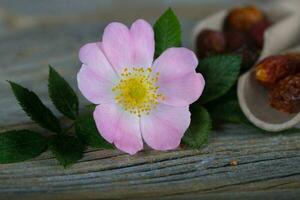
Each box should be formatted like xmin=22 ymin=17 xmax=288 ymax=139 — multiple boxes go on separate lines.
xmin=112 ymin=67 xmax=164 ymax=117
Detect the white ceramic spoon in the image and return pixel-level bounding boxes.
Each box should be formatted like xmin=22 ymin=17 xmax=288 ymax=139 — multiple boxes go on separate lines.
xmin=192 ymin=2 xmax=300 ymax=132
xmin=238 ymin=46 xmax=300 ymax=132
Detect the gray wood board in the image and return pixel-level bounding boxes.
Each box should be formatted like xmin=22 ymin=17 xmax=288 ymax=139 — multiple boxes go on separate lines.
xmin=0 ymin=124 xmax=299 ymax=199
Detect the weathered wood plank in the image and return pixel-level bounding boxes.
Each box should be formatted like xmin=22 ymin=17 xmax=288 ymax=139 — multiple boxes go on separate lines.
xmin=0 ymin=125 xmax=299 ymax=199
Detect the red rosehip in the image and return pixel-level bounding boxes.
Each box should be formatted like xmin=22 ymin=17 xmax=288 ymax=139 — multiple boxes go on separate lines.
xmin=224 ymin=6 xmax=266 ymax=32
xmin=196 ymin=29 xmax=226 ymax=58
xmin=235 ymin=45 xmax=259 ymax=71
xmin=225 ymin=30 xmax=248 ymax=51
xmin=249 ymin=20 xmax=270 ymax=49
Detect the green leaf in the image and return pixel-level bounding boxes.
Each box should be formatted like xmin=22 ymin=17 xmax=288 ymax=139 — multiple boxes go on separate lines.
xmin=85 ymin=104 xmax=96 ymax=110
xmin=209 ymin=100 xmax=248 ymax=124
xmin=182 ymin=105 xmax=212 ymax=148
xmin=75 ymin=114 xmax=113 ymax=149
xmin=49 ymin=135 xmax=85 ymax=168
xmin=48 ymin=66 xmax=79 ymax=120
xmin=198 ymin=55 xmax=242 ymax=104
xmin=205 ymin=85 xmax=236 ymax=109
xmin=154 ymin=8 xmax=181 ymax=57
xmin=0 ymin=130 xmax=47 ymax=163
xmin=9 ymin=81 xmax=61 ymax=133
xmin=213 ymin=85 xmax=237 ymax=102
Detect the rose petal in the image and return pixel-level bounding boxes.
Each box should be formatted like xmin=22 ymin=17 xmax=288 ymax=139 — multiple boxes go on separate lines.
xmin=140 ymin=104 xmax=191 ymax=150
xmin=153 ymin=47 xmax=204 ymax=106
xmin=79 ymin=42 xmax=119 ymax=81
xmin=93 ymin=103 xmax=143 ymax=155
xmin=77 ymin=64 xmax=116 ymax=104
xmin=158 ymin=72 xmax=205 ymax=106
xmin=102 ymin=22 xmax=133 ymax=72
xmin=130 ymin=19 xmax=154 ymax=68
xmin=153 ymin=47 xmax=198 ymax=80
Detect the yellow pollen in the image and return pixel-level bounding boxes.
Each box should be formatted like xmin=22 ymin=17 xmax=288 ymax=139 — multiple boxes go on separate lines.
xmin=112 ymin=67 xmax=164 ymax=116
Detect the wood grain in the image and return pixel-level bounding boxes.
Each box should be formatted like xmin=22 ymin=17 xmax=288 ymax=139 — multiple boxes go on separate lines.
xmin=0 ymin=0 xmax=299 ymax=199
xmin=0 ymin=125 xmax=299 ymax=199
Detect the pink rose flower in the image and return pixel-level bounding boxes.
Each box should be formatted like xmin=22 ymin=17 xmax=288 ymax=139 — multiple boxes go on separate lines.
xmin=77 ymin=19 xmax=205 ymax=154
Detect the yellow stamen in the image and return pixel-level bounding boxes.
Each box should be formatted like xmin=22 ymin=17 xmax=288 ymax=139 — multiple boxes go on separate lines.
xmin=112 ymin=67 xmax=164 ymax=116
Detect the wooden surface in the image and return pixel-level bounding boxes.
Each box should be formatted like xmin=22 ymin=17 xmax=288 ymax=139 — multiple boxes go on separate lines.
xmin=1 ymin=124 xmax=300 ymax=200
xmin=0 ymin=1 xmax=299 ymax=199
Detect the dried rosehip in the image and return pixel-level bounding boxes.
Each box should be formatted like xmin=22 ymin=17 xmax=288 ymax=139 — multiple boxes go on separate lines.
xmin=286 ymin=53 xmax=300 ymax=60
xmin=255 ymin=55 xmax=300 ymax=87
xmin=249 ymin=20 xmax=270 ymax=49
xmin=224 ymin=30 xmax=259 ymax=70
xmin=224 ymin=6 xmax=265 ymax=32
xmin=269 ymin=74 xmax=300 ymax=113
xmin=236 ymin=45 xmax=259 ymax=71
xmin=196 ymin=29 xmax=226 ymax=58
xmin=225 ymin=30 xmax=248 ymax=51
